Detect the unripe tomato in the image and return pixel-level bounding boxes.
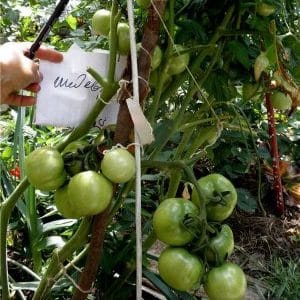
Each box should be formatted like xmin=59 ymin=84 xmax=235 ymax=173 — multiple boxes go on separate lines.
xmin=92 ymin=9 xmax=111 ymax=36
xmin=270 ymin=91 xmax=292 ymax=110
xmin=256 ymin=3 xmax=275 ymax=17
xmin=192 ymin=174 xmax=237 ymax=222
xmin=204 ymin=224 xmax=234 ymax=263
xmin=54 ymin=186 xmax=81 ymax=219
xmin=68 ymin=171 xmax=113 ymax=216
xmin=166 ymin=45 xmax=190 ymax=75
xmin=151 ymin=46 xmax=163 ymax=70
xmin=101 ymin=148 xmax=135 ymax=183
xmin=153 ymin=198 xmax=199 ymax=246
xmin=158 ymin=247 xmax=204 ymax=292
xmin=204 ymin=262 xmax=247 ymax=300
xmin=117 ymin=23 xmax=130 ymax=55
xmin=254 ymin=52 xmax=269 ymax=81
xmin=25 ymin=147 xmax=66 ymax=191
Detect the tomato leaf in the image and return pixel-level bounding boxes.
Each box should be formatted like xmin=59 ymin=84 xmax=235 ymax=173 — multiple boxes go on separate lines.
xmin=236 ymin=188 xmax=257 ymax=213
xmin=227 ymin=40 xmax=251 ymax=69
xmin=142 ymin=269 xmax=179 ymax=300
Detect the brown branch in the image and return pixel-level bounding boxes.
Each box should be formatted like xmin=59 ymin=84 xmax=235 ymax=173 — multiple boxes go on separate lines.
xmin=265 ymin=93 xmax=285 ymax=214
xmin=114 ymin=0 xmax=167 ymax=145
xmin=72 ymin=1 xmax=167 ymax=299
xmin=71 ymin=209 xmax=109 ymax=300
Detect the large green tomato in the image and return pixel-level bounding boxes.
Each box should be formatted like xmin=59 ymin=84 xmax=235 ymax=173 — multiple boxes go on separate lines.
xmin=158 ymin=247 xmax=204 ymax=292
xmin=25 ymin=147 xmax=66 ymax=191
xmin=204 ymin=224 xmax=234 ymax=263
xmin=92 ymin=9 xmax=111 ymax=36
xmin=62 ymin=140 xmax=89 ymax=176
xmin=153 ymin=198 xmax=199 ymax=246
xmin=204 ymin=262 xmax=247 ymax=300
xmin=68 ymin=171 xmax=113 ymax=216
xmin=54 ymin=186 xmax=81 ymax=219
xmin=270 ymin=91 xmax=292 ymax=110
xmin=117 ymin=23 xmax=130 ymax=55
xmin=101 ymin=148 xmax=135 ymax=183
xmin=192 ymin=174 xmax=237 ymax=222
xmin=166 ymin=45 xmax=190 ymax=75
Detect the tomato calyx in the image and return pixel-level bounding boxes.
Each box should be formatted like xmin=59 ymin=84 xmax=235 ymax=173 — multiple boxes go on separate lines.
xmin=182 ymin=213 xmax=204 ymax=239
xmin=207 ymin=190 xmax=231 ymax=206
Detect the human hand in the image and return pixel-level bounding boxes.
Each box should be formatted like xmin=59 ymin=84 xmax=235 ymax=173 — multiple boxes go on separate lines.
xmin=0 ymin=42 xmax=63 ymax=106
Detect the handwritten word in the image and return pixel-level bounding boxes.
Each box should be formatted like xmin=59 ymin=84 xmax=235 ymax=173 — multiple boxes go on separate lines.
xmin=53 ymin=73 xmax=101 ymax=92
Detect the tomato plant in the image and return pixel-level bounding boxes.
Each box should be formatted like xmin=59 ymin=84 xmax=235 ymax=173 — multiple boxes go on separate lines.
xmin=100 ymin=148 xmax=135 ymax=183
xmin=136 ymin=0 xmax=150 ymax=9
xmin=117 ymin=23 xmax=130 ymax=55
xmin=25 ymin=147 xmax=66 ymax=191
xmin=92 ymin=9 xmax=111 ymax=36
xmin=256 ymin=2 xmax=276 ymax=17
xmin=204 ymin=262 xmax=247 ymax=300
xmin=192 ymin=174 xmax=237 ymax=222
xmin=68 ymin=170 xmax=113 ymax=216
xmin=158 ymin=247 xmax=204 ymax=292
xmin=153 ymin=198 xmax=199 ymax=246
xmin=204 ymin=224 xmax=234 ymax=264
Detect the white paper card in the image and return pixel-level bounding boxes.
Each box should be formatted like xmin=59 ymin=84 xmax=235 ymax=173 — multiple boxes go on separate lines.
xmin=35 ymin=44 xmax=126 ymax=127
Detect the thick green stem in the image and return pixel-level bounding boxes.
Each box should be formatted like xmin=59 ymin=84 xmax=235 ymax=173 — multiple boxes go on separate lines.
xmin=32 ymin=218 xmax=91 ymax=300
xmin=164 ymin=170 xmax=183 ymax=199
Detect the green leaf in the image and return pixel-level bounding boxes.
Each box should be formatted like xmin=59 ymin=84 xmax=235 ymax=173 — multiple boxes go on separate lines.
xmin=227 ymin=40 xmax=251 ymax=69
xmin=142 ymin=269 xmax=178 ymax=300
xmin=236 ymin=188 xmax=257 ymax=213
xmin=66 ymin=15 xmax=77 ymax=30
xmin=42 ymin=219 xmax=77 ymax=233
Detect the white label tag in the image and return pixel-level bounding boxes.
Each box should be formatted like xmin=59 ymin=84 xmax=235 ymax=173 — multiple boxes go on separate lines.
xmin=126 ymin=97 xmax=154 ymax=145
xmin=35 ymin=44 xmax=126 ymax=127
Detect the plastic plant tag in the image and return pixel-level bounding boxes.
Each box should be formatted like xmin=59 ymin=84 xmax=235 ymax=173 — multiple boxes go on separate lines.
xmin=35 ymin=44 xmax=126 ymax=127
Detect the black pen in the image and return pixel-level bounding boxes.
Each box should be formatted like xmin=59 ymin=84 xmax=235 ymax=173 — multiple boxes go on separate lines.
xmin=25 ymin=0 xmax=69 ymax=59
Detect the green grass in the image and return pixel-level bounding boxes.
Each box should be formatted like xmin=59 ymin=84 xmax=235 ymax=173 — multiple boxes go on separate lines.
xmin=264 ymin=256 xmax=300 ymax=300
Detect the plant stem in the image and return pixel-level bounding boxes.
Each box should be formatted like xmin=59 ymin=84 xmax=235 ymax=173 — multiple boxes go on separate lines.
xmin=265 ymin=93 xmax=284 ymax=214
xmin=32 ymin=218 xmax=91 ymax=300
xmin=0 ymin=178 xmax=29 ymax=300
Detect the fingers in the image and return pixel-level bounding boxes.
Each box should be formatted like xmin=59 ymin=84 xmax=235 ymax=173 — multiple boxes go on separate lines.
xmin=25 ymin=83 xmax=41 ymax=93
xmin=35 ymin=46 xmax=63 ymax=63
xmin=5 ymin=93 xmax=37 ymax=107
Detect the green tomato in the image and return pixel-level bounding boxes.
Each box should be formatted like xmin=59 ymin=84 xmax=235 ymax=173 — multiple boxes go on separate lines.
xmin=166 ymin=45 xmax=190 ymax=75
xmin=270 ymin=91 xmax=292 ymax=110
xmin=204 ymin=262 xmax=247 ymax=300
xmin=192 ymin=174 xmax=237 ymax=222
xmin=151 ymin=46 xmax=163 ymax=70
xmin=153 ymin=198 xmax=199 ymax=246
xmin=204 ymin=224 xmax=234 ymax=263
xmin=136 ymin=0 xmax=151 ymax=9
xmin=62 ymin=140 xmax=89 ymax=176
xmin=101 ymin=148 xmax=135 ymax=183
xmin=25 ymin=147 xmax=66 ymax=191
xmin=54 ymin=186 xmax=81 ymax=219
xmin=117 ymin=23 xmax=130 ymax=55
xmin=256 ymin=3 xmax=275 ymax=17
xmin=68 ymin=171 xmax=113 ymax=216
xmin=92 ymin=9 xmax=111 ymax=36
xmin=158 ymin=247 xmax=204 ymax=292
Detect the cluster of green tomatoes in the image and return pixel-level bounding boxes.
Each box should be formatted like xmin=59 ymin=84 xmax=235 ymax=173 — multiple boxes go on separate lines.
xmin=153 ymin=174 xmax=247 ymax=300
xmin=25 ymin=141 xmax=136 ymax=219
xmin=91 ymin=8 xmax=190 ymax=79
